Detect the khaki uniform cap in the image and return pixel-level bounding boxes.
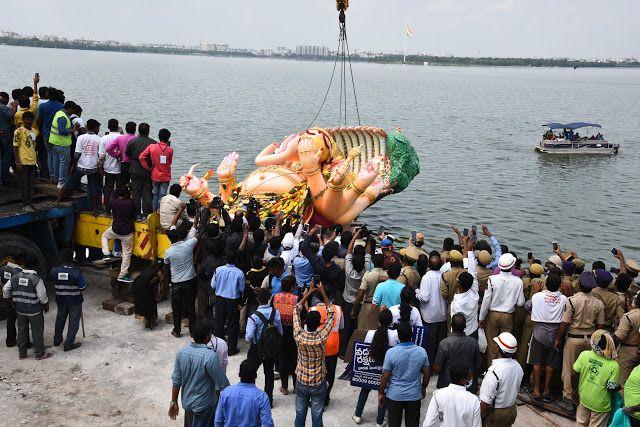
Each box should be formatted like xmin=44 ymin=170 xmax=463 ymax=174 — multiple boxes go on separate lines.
xmin=477 ymin=250 xmax=492 ymax=266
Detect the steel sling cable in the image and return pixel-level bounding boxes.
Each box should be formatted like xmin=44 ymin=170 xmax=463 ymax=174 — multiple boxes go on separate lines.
xmin=306 ymin=34 xmax=343 ymax=130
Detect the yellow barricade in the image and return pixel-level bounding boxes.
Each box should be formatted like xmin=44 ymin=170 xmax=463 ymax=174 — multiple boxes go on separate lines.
xmin=74 ymin=212 xmax=170 ymax=260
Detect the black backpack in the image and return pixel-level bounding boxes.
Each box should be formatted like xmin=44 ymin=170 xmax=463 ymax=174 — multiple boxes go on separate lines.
xmin=254 ymin=309 xmax=283 ymax=361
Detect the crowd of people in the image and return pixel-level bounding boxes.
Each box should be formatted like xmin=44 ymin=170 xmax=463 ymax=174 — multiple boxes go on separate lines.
xmin=542 ymin=129 xmax=605 ymax=141
xmin=145 ymin=195 xmax=640 ymax=427
xmin=0 ymin=74 xmax=174 ymax=222
xmin=4 ymin=76 xmax=640 ymax=427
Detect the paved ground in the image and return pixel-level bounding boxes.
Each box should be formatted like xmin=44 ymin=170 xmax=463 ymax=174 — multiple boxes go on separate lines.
xmin=0 ymin=269 xmax=573 ymax=426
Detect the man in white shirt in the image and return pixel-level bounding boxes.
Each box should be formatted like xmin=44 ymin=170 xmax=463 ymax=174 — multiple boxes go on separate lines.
xmin=451 ymin=248 xmax=480 ymax=338
xmin=424 ymin=366 xmax=481 ymax=427
xmin=416 ymin=254 xmax=446 ymax=363
xmin=479 ymin=253 xmax=525 ymax=366
xmin=159 ymin=184 xmax=188 ymax=229
xmin=57 ymin=119 xmax=104 ymax=211
xmin=479 ymin=332 xmax=523 ymax=427
xmin=99 ymin=119 xmax=122 ymax=213
xmin=524 ymin=273 xmax=566 ymax=401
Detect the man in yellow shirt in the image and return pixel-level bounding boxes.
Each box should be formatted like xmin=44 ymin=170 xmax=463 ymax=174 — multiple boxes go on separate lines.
xmin=13 ymin=111 xmax=38 ymax=212
xmin=14 ymin=75 xmax=39 ymax=134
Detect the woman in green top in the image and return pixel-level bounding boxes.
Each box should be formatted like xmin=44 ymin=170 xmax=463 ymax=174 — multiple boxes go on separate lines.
xmin=572 ymin=329 xmax=620 ymax=427
xmin=624 ymin=365 xmax=640 ymax=426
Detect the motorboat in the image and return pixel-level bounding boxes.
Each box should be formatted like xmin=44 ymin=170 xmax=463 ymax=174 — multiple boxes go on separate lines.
xmin=535 ymin=122 xmax=619 ymax=154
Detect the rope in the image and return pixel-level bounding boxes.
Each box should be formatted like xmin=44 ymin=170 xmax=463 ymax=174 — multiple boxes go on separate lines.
xmin=306 ymin=8 xmax=362 ymax=129
xmin=344 ymin=26 xmax=361 ymax=126
xmin=306 ymin=34 xmax=342 ymax=130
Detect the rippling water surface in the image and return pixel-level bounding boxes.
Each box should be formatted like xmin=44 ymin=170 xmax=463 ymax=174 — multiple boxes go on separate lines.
xmin=1 ymin=46 xmax=639 ymax=263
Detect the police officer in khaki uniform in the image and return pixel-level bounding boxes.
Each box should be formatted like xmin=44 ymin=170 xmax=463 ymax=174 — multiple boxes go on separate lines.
xmin=555 ymin=271 xmax=605 ymax=412
xmin=475 ymin=250 xmax=493 ymax=303
xmin=397 ymin=246 xmax=422 ymax=290
xmin=614 ymin=292 xmax=640 ymax=386
xmin=353 ymin=253 xmax=388 ymax=330
xmin=591 ymin=269 xmax=624 ymax=332
xmin=613 ymin=249 xmax=640 ymax=292
xmin=440 ymin=249 xmax=465 ymax=302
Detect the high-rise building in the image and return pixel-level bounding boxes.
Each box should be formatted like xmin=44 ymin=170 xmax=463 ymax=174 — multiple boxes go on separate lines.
xmin=296 ymin=45 xmax=330 ymax=57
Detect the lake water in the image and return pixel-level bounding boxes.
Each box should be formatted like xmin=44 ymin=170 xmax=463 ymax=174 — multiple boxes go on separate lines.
xmin=1 ymin=45 xmax=639 ymax=264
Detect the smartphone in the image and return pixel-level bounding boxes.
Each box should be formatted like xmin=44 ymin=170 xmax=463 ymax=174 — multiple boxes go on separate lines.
xmin=470 ymin=235 xmax=477 ymax=243
xmin=411 ymin=231 xmax=417 ymax=242
xmin=527 ymin=252 xmax=533 ymax=260
xmin=611 ymin=248 xmax=618 ymax=256
xmin=472 ymin=225 xmax=477 ymax=236
xmin=552 ymin=241 xmax=558 ymax=251
xmin=463 ymin=228 xmax=469 ymax=237
xmin=312 ymin=274 xmax=321 ymax=285
xmin=35 ymin=72 xmax=39 ymax=79
xmin=303 ymin=223 xmax=310 ymax=233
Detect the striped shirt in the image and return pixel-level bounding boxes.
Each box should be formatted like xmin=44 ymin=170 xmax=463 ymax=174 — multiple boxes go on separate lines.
xmin=293 ymin=303 xmax=334 ymax=387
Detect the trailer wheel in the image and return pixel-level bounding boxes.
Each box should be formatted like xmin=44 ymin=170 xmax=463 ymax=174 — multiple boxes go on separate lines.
xmin=0 ymin=233 xmax=47 ymax=278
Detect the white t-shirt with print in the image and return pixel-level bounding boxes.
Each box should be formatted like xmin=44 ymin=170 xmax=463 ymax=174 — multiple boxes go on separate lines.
xmin=75 ymin=133 xmax=101 ymax=170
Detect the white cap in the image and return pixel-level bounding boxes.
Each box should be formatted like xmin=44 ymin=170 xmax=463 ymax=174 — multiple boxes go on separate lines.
xmin=498 ymin=253 xmax=516 ymax=271
xmin=547 ymin=254 xmax=563 ymax=269
xmin=281 ymin=233 xmax=295 ymax=250
xmin=493 ymin=332 xmax=518 ymax=354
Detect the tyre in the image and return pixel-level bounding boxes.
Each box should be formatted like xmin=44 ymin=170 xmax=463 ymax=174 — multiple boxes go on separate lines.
xmin=0 ymin=233 xmax=47 ymax=278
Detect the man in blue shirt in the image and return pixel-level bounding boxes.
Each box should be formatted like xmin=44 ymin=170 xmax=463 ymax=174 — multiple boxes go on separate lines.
xmin=266 ymin=257 xmax=290 ymax=296
xmin=170 ymin=320 xmax=230 ymax=427
xmin=51 ymin=249 xmax=86 ymax=352
xmin=293 ymin=252 xmax=313 ymax=293
xmin=211 ymin=249 xmax=245 ymax=356
xmin=372 ymin=263 xmax=405 ymax=310
xmin=379 ymin=322 xmax=431 ymax=427
xmin=215 ymin=359 xmax=274 ymax=427
xmin=165 ymin=224 xmax=198 ymax=338
xmin=245 ymin=288 xmax=283 ymax=406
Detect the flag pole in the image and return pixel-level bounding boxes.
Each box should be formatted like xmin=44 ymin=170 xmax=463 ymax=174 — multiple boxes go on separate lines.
xmin=403 ymin=33 xmax=407 ymax=63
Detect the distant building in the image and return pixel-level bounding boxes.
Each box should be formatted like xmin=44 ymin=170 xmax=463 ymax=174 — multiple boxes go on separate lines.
xmin=200 ymin=42 xmax=229 ymax=53
xmin=296 ymin=45 xmax=330 ymax=57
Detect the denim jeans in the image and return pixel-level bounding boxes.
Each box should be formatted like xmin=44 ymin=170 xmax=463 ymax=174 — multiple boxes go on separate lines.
xmin=54 ymin=304 xmax=82 ymax=344
xmin=295 ymin=381 xmax=327 ymax=427
xmin=46 ymin=141 xmax=56 ymax=179
xmin=0 ymin=134 xmax=13 ymax=183
xmin=87 ymin=172 xmax=104 ymax=210
xmin=354 ymin=388 xmax=386 ymax=425
xmin=185 ymin=404 xmax=216 ymax=427
xmin=152 ymin=180 xmax=169 ymax=212
xmin=51 ymin=144 xmax=71 ymax=185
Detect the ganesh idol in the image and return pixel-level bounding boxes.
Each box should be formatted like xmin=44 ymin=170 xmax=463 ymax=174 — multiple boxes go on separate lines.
xmin=179 ymin=126 xmax=419 ymax=226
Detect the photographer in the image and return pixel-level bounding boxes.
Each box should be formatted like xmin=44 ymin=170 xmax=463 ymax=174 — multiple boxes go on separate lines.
xmin=341 ymin=228 xmax=372 ymax=357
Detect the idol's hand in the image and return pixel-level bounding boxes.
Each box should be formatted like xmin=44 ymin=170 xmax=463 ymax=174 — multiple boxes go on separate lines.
xmin=329 ymin=161 xmax=350 ymax=185
xmin=298 ymin=137 xmax=322 ymax=171
xmin=217 ymin=152 xmax=238 ymax=181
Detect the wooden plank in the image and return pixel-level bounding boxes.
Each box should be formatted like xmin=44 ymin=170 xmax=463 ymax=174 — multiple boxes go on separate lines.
xmin=517 ymin=392 xmax=576 ymax=420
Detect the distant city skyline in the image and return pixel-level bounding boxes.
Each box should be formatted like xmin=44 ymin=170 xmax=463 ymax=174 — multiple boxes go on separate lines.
xmin=4 ymin=0 xmax=640 ymax=59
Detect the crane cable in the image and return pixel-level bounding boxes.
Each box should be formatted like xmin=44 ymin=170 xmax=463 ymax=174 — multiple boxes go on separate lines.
xmin=307 ymin=2 xmax=361 ymax=129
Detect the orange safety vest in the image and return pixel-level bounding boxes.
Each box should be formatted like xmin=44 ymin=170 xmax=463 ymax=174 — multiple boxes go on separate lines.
xmin=312 ymin=304 xmax=342 ymax=357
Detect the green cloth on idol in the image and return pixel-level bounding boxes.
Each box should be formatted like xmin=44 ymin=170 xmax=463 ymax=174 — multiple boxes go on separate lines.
xmin=624 ymin=365 xmax=640 ymax=420
xmin=386 ymin=130 xmax=419 ymax=193
xmin=573 ymin=349 xmax=620 ymax=413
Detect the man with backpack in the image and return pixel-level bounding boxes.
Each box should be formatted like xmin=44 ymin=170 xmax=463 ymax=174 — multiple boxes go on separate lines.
xmin=245 ymin=287 xmax=283 ymax=407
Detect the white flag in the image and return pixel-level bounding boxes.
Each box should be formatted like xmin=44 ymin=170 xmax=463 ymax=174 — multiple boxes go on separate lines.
xmin=405 ymin=26 xmax=414 ymax=38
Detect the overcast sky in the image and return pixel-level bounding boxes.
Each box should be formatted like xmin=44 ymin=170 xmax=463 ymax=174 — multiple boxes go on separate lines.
xmin=4 ymin=0 xmax=639 ymax=59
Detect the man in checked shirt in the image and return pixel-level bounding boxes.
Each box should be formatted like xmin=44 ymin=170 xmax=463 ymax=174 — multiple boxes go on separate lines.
xmin=293 ymin=282 xmax=335 ymax=427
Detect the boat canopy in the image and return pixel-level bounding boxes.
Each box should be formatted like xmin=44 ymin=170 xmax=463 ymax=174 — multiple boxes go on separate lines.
xmin=543 ymin=122 xmax=602 ymax=130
